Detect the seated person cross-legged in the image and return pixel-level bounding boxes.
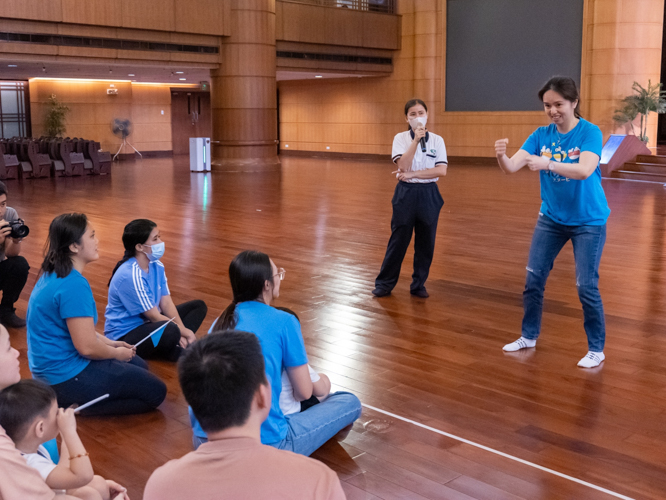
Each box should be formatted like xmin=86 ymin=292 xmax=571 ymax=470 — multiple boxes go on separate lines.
xmin=0 ymin=380 xmax=130 ymax=500
xmin=27 ymin=213 xmax=167 ymax=416
xmin=144 ymin=331 xmax=346 ymax=500
xmin=0 ymin=324 xmax=79 ymax=500
xmin=190 ymin=250 xmax=362 ymax=456
xmin=105 ymin=219 xmax=207 ymax=361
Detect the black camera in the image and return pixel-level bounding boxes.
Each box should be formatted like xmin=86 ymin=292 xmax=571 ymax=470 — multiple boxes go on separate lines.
xmin=2 ymin=219 xmax=29 ymax=239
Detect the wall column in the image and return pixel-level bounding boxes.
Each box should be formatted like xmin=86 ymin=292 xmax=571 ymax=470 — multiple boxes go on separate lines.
xmin=585 ymin=0 xmax=664 ymax=148
xmin=211 ymin=0 xmax=279 ymax=171
xmin=413 ymin=0 xmax=438 ymax=123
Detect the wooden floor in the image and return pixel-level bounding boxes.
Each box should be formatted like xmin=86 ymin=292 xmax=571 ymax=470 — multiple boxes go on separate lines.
xmin=7 ymin=156 xmax=666 ymax=499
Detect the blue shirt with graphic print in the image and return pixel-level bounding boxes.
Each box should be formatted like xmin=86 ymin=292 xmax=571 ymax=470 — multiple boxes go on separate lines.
xmin=521 ymin=118 xmax=610 ymax=226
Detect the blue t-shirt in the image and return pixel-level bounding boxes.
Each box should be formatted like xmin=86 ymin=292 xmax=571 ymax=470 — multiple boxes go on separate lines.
xmin=190 ymin=301 xmax=308 ymax=444
xmin=105 ymin=258 xmax=170 ymax=341
xmin=27 ymin=270 xmax=97 ymax=385
xmin=521 ymin=118 xmax=610 ymax=226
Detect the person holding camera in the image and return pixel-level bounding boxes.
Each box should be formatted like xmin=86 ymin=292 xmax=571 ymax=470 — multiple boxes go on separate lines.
xmin=0 ymin=181 xmax=30 ymax=328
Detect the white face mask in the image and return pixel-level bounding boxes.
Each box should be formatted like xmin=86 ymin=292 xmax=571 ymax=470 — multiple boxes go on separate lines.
xmin=409 ymin=115 xmax=427 ymax=130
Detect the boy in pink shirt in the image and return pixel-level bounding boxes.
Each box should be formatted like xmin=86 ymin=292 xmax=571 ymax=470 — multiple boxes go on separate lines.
xmin=144 ymin=330 xmax=346 ymax=500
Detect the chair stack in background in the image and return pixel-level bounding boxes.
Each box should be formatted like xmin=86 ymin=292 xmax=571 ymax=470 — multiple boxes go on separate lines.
xmin=0 ymin=137 xmax=112 ymax=180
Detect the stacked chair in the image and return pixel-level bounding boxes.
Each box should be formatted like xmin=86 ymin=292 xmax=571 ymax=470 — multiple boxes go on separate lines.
xmin=0 ymin=137 xmax=112 ymax=179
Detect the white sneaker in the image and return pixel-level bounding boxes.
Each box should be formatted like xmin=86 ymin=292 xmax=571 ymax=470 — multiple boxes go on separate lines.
xmin=577 ymin=351 xmax=605 ymax=368
xmin=503 ymin=337 xmax=536 ymax=352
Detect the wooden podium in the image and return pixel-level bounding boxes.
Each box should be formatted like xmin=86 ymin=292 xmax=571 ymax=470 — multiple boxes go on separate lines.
xmin=600 ymin=134 xmax=651 ymax=177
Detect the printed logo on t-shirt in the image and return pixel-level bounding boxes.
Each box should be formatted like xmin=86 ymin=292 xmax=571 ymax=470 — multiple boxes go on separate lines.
xmin=430 ymin=149 xmax=436 ymax=155
xmin=540 ymin=145 xmax=571 ymax=183
xmin=568 ymin=147 xmax=581 ymax=161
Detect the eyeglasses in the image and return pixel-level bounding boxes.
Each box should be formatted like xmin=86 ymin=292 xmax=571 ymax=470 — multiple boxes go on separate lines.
xmin=274 ymin=268 xmax=286 ymax=281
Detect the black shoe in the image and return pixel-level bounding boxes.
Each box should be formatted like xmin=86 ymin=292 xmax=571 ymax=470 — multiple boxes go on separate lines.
xmin=372 ymin=287 xmax=391 ymax=297
xmin=410 ymin=289 xmax=429 ymax=298
xmin=0 ymin=311 xmax=26 ymax=328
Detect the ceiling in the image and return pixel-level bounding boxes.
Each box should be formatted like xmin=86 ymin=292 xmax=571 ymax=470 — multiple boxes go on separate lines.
xmin=0 ymin=60 xmax=377 ymax=84
xmin=0 ymin=60 xmax=211 ymax=84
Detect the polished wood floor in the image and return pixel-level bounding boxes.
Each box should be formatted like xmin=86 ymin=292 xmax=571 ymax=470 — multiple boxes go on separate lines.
xmin=6 ymin=156 xmax=666 ymax=499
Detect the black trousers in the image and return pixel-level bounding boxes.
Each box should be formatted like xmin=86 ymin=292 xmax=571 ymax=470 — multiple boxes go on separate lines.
xmin=119 ymin=300 xmax=208 ymax=361
xmin=375 ymin=182 xmax=444 ymax=292
xmin=0 ymin=256 xmax=29 ymax=313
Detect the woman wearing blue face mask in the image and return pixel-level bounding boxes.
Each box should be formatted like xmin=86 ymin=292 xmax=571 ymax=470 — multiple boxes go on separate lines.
xmin=105 ymin=219 xmax=207 ymax=361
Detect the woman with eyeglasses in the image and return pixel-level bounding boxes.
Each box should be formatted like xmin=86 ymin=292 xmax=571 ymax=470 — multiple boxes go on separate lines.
xmin=190 ymin=250 xmax=362 ymax=456
xmin=494 ymin=76 xmax=610 ymax=368
xmin=105 ymin=219 xmax=208 ymax=361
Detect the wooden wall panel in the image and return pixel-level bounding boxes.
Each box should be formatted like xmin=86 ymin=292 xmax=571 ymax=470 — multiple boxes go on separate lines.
xmin=175 ymin=0 xmax=230 ymax=36
xmin=0 ymin=0 xmax=229 ymax=35
xmin=121 ymin=0 xmax=175 ymax=32
xmin=585 ymin=0 xmax=664 ymax=148
xmin=60 ymin=0 xmax=121 ymax=27
xmin=29 ymin=80 xmax=174 ymax=153
xmin=0 ymin=0 xmax=62 ymax=22
xmin=277 ymin=1 xmax=400 ymax=50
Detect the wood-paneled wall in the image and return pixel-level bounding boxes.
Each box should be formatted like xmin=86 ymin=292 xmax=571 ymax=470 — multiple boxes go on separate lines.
xmin=29 ymin=80 xmax=177 ymax=153
xmin=278 ymin=0 xmax=663 ymax=157
xmin=276 ymin=0 xmax=400 ymax=50
xmin=584 ymin=0 xmax=664 ymax=149
xmin=0 ymin=0 xmax=231 ymax=36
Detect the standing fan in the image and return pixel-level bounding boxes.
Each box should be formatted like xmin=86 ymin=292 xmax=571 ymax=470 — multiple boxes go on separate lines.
xmin=111 ymin=118 xmax=142 ymax=161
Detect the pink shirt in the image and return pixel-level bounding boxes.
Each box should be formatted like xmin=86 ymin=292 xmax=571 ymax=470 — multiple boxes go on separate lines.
xmin=144 ymin=436 xmax=346 ymax=500
xmin=0 ymin=425 xmax=54 ymax=500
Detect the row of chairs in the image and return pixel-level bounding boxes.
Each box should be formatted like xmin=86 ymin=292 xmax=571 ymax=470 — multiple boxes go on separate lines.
xmin=0 ymin=137 xmax=112 ymax=180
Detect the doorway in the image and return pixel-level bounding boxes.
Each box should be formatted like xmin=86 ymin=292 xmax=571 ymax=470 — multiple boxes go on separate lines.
xmin=170 ymin=90 xmax=212 ymax=155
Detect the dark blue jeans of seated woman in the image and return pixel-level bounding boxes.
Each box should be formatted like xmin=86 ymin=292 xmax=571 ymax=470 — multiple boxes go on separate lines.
xmin=51 ymin=357 xmax=167 ymax=416
xmin=522 ymin=213 xmax=607 ymax=352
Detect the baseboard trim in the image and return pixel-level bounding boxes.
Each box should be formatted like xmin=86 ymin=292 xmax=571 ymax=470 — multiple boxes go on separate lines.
xmin=115 ymin=151 xmax=173 ymax=161
xmin=280 ymin=150 xmax=389 ymax=162
xmin=279 ymin=149 xmax=496 ymax=165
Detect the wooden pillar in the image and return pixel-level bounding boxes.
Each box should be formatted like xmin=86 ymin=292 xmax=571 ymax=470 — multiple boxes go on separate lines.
xmin=412 ymin=0 xmax=438 ymax=123
xmin=211 ymin=0 xmax=279 ymax=171
xmin=584 ymin=0 xmax=664 ymax=148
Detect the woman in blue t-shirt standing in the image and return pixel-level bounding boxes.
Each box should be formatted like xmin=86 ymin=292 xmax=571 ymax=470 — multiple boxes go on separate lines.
xmin=494 ymin=76 xmax=610 ymax=368
xmin=105 ymin=219 xmax=207 ymax=361
xmin=190 ymin=250 xmax=362 ymax=456
xmin=27 ymin=213 xmax=167 ymax=415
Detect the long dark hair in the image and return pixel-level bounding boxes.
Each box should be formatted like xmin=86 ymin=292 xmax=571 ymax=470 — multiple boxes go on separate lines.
xmin=41 ymin=213 xmax=88 ymax=278
xmin=108 ymin=219 xmax=156 ymax=285
xmin=538 ymin=76 xmax=582 ymax=119
xmin=213 ymin=250 xmax=274 ymax=331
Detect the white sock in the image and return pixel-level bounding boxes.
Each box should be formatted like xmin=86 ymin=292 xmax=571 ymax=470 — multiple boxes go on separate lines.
xmin=577 ymin=351 xmax=605 ymax=368
xmin=503 ymin=337 xmax=536 ymax=352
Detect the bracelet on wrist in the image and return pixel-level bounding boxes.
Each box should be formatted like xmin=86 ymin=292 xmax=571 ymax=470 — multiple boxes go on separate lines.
xmin=70 ymin=452 xmax=89 ymax=460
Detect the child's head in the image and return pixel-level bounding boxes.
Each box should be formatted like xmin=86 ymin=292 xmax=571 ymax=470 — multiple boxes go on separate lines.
xmin=0 ymin=379 xmax=59 ymax=449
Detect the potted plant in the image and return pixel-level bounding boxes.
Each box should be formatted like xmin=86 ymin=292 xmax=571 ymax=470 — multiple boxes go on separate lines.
xmin=44 ymin=94 xmax=70 ymax=137
xmin=612 ymin=80 xmax=666 ymax=144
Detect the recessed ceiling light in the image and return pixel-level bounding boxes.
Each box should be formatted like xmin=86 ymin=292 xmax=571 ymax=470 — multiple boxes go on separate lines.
xmin=315 ymin=75 xmax=323 ymax=78
xmin=179 ymin=78 xmax=186 ymax=81
xmin=175 ymin=71 xmax=184 ymax=74
xmin=8 ymin=65 xmax=17 ymax=68
xmin=128 ymin=73 xmax=135 ymax=76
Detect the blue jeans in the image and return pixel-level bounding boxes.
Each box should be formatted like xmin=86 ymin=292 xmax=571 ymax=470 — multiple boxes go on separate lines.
xmin=51 ymin=357 xmax=167 ymax=416
xmin=522 ymin=213 xmax=607 ymax=352
xmin=191 ymin=392 xmax=362 ymax=454
xmin=268 ymin=391 xmax=362 ymax=456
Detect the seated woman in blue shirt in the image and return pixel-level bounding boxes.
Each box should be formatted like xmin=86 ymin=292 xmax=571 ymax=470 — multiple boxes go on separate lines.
xmin=105 ymin=219 xmax=207 ymax=361
xmin=190 ymin=250 xmax=362 ymax=456
xmin=27 ymin=213 xmax=167 ymax=415
xmin=494 ymin=76 xmax=610 ymax=368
